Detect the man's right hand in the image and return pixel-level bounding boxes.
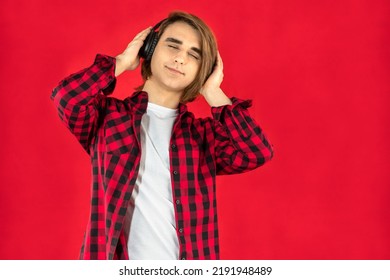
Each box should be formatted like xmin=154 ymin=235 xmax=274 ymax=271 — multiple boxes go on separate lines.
xmin=115 ymin=27 xmax=152 ymax=77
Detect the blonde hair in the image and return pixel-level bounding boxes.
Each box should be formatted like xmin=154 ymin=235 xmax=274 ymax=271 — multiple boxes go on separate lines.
xmin=137 ymin=11 xmax=218 ymax=103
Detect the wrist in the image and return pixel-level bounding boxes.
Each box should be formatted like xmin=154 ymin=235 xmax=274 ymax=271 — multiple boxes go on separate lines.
xmin=114 ymin=55 xmax=125 ymax=77
xmin=202 ymin=88 xmax=232 ymax=107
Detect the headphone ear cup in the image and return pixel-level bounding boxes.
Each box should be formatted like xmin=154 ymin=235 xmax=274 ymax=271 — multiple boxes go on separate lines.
xmin=139 ymin=31 xmax=159 ymax=61
xmin=138 ymin=19 xmax=166 ymax=61
xmin=145 ymin=32 xmax=159 ymax=61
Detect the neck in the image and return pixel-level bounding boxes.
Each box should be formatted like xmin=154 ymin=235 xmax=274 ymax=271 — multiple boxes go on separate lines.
xmin=142 ymin=80 xmax=182 ymax=109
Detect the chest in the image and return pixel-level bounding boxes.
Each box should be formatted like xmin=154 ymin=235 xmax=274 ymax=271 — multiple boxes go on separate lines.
xmin=100 ymin=111 xmax=210 ymax=158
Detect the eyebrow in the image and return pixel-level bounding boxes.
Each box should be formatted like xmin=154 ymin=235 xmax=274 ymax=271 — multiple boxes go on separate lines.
xmin=165 ymin=37 xmax=202 ymax=56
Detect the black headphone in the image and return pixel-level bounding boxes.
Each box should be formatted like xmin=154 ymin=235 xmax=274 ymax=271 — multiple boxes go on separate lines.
xmin=138 ymin=19 xmax=166 ymax=61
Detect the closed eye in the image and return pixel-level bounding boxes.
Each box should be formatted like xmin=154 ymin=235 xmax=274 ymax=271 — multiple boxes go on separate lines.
xmin=189 ymin=53 xmax=200 ymax=60
xmin=168 ymin=44 xmax=179 ymax=49
xmin=166 ymin=42 xmax=200 ymax=60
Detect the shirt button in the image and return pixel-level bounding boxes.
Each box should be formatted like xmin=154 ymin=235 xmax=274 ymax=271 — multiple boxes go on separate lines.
xmin=179 ymin=228 xmax=183 ymax=233
xmin=171 ymin=144 xmax=177 ymax=149
xmin=182 ymin=257 xmax=186 ymax=260
xmin=176 ymin=199 xmax=180 ymax=204
xmin=173 ymin=170 xmax=178 ymax=175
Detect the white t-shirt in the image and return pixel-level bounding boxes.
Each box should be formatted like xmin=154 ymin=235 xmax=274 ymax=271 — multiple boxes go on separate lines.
xmin=125 ymin=102 xmax=179 ymax=260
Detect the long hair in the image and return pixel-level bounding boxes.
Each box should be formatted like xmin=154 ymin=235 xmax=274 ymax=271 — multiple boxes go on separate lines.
xmin=137 ymin=11 xmax=218 ymax=103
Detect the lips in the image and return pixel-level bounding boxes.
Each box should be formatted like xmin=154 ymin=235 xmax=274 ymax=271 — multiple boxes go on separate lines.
xmin=165 ymin=66 xmax=185 ymax=75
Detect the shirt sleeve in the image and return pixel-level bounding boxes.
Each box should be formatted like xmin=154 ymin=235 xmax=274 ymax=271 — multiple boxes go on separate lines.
xmin=211 ymin=97 xmax=274 ymax=175
xmin=50 ymin=54 xmax=117 ymax=154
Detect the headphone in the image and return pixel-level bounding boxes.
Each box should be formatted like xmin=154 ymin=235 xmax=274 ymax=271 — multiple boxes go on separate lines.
xmin=138 ymin=19 xmax=166 ymax=61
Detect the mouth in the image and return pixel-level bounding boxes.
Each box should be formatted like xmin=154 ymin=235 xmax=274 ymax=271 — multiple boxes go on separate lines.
xmin=165 ymin=66 xmax=185 ymax=76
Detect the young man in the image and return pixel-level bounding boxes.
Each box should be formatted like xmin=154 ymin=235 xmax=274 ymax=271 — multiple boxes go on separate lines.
xmin=51 ymin=11 xmax=273 ymax=260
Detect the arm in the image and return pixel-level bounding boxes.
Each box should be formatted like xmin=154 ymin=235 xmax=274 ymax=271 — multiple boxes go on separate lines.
xmin=50 ymin=27 xmax=151 ymax=153
xmin=200 ymin=52 xmax=273 ymax=174
xmin=212 ymin=99 xmax=274 ymax=175
xmin=50 ymin=54 xmax=116 ymax=153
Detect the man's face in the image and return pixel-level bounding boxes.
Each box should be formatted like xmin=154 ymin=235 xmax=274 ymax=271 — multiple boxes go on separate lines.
xmin=149 ymin=21 xmax=202 ymax=94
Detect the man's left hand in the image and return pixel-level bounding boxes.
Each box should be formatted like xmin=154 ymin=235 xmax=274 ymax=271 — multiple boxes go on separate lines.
xmin=200 ymin=52 xmax=232 ymax=107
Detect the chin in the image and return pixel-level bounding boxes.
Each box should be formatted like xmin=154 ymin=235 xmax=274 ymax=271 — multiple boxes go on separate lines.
xmin=163 ymin=82 xmax=188 ymax=93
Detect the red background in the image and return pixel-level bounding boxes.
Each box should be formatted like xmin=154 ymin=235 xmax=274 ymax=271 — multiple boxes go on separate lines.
xmin=1 ymin=0 xmax=389 ymax=259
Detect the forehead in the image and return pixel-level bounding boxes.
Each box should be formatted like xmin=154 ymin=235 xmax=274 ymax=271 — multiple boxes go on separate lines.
xmin=160 ymin=21 xmax=201 ymax=48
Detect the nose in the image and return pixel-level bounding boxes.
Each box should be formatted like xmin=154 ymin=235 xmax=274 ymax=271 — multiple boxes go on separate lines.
xmin=174 ymin=57 xmax=184 ymax=64
xmin=174 ymin=52 xmax=187 ymax=64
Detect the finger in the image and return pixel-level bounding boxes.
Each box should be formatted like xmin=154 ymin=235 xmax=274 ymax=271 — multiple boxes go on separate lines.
xmin=217 ymin=51 xmax=223 ymax=70
xmin=140 ymin=26 xmax=153 ymax=37
xmin=128 ymin=27 xmax=152 ymax=48
xmin=134 ymin=26 xmax=152 ymax=40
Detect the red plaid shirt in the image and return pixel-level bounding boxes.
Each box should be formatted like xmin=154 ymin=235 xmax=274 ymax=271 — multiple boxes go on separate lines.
xmin=51 ymin=54 xmax=273 ymax=260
